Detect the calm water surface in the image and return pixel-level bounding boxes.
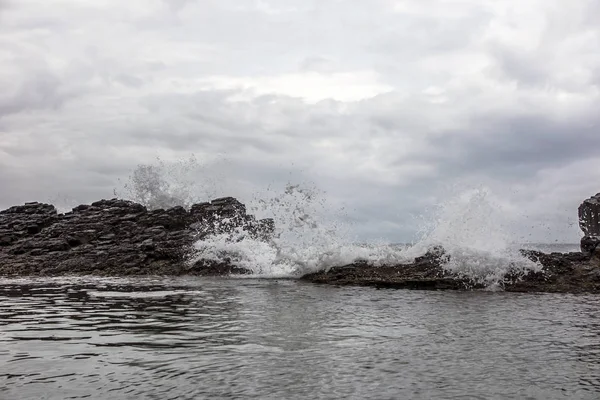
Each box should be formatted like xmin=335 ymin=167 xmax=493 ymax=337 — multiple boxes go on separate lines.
xmin=1 ymin=277 xmax=599 ymax=399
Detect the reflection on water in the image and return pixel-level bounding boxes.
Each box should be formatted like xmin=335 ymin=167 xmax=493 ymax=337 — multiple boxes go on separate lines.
xmin=1 ymin=277 xmax=599 ymax=399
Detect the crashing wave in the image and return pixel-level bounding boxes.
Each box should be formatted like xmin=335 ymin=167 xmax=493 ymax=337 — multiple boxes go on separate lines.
xmin=116 ymin=157 xmax=541 ymax=287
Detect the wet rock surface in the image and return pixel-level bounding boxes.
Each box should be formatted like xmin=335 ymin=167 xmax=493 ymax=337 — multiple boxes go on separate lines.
xmin=299 ymin=248 xmax=600 ymax=293
xmin=506 ymin=250 xmax=600 ymax=293
xmin=300 ymin=248 xmax=478 ymax=291
xmin=0 ymin=197 xmax=271 ymax=276
xmin=579 ymin=192 xmax=600 ymax=253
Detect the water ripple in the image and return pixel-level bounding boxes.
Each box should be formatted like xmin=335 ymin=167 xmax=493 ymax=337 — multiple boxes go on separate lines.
xmin=0 ymin=277 xmax=599 ymax=399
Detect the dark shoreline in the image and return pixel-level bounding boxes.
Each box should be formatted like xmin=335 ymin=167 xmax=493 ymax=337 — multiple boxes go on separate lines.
xmin=300 ymin=249 xmax=600 ymax=294
xmin=1 ymin=197 xmax=600 ymax=294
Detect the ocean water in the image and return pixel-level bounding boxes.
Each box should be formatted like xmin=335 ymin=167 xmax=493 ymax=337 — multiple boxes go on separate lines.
xmin=1 ymin=277 xmax=599 ymax=400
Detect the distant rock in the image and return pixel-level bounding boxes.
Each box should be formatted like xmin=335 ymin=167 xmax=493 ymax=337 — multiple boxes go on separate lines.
xmin=0 ymin=197 xmax=272 ymax=276
xmin=579 ymin=193 xmax=600 ymax=253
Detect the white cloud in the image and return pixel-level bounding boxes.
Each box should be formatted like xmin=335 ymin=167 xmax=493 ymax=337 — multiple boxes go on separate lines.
xmin=195 ymin=71 xmax=393 ymax=103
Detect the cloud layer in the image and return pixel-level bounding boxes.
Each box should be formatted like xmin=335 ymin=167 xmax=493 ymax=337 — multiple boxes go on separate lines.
xmin=1 ymin=0 xmax=599 ymax=243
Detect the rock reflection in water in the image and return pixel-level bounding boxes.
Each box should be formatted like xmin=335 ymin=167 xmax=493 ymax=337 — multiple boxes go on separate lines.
xmin=1 ymin=277 xmax=600 ymax=399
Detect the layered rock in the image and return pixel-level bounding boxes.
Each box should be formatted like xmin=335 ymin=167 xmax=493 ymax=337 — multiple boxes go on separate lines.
xmin=300 ymin=247 xmax=475 ymax=290
xmin=0 ymin=197 xmax=272 ymax=276
xmin=579 ymin=193 xmax=600 ymax=253
xmin=300 ymin=248 xmax=600 ymax=293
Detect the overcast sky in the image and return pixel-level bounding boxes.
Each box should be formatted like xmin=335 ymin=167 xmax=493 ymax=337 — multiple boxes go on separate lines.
xmin=1 ymin=0 xmax=599 ymax=243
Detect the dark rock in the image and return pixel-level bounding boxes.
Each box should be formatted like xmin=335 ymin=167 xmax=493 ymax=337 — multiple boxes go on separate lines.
xmin=10 ymin=247 xmax=27 ymax=255
xmin=166 ymin=206 xmax=186 ymax=214
xmin=72 ymin=204 xmax=90 ymax=212
xmin=0 ymin=196 xmax=271 ymax=277
xmin=119 ymin=214 xmax=141 ymax=222
xmin=579 ymin=193 xmax=600 ymax=235
xmin=581 ymin=235 xmax=600 ymax=254
xmin=45 ymin=239 xmax=71 ymax=252
xmin=0 ymin=203 xmax=57 ymax=216
xmin=300 ymin=248 xmax=600 ymax=294
xmin=0 ymin=235 xmax=13 ymax=246
xmin=414 ymin=245 xmax=449 ymax=266
xmin=188 ymin=259 xmax=251 ymax=276
xmin=27 ymin=224 xmax=41 ymax=234
xmin=562 ymin=252 xmax=592 ymax=262
xmin=586 ymin=269 xmax=600 ymax=281
xmin=300 ymin=257 xmax=478 ymax=291
xmin=579 ymin=193 xmax=600 ymax=252
xmin=192 ymin=197 xmax=247 ymax=219
xmin=190 ymin=202 xmax=210 ymax=215
xmin=30 ymin=248 xmax=49 ymax=256
xmin=65 ymin=236 xmax=83 ymax=247
xmin=98 ymin=234 xmax=116 ymax=241
xmin=140 ymin=239 xmax=155 ymax=252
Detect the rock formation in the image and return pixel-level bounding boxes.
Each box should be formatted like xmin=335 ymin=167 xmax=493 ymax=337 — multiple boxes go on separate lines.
xmin=2 ymin=194 xmax=600 ymax=293
xmin=0 ymin=197 xmax=272 ymax=276
xmin=579 ymin=193 xmax=600 ymax=253
xmin=299 ymin=248 xmax=599 ymax=293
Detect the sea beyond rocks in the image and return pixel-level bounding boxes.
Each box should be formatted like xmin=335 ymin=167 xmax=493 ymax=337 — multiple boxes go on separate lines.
xmin=1 ymin=194 xmax=600 ymax=293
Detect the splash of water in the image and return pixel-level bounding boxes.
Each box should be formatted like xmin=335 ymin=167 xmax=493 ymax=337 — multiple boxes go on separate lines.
xmin=114 ymin=155 xmax=219 ymax=210
xmin=404 ymin=188 xmax=541 ymax=287
xmin=190 ymin=185 xmax=540 ymax=286
xmin=114 ymin=159 xmax=540 ymax=286
xmin=190 ymin=183 xmax=359 ymax=277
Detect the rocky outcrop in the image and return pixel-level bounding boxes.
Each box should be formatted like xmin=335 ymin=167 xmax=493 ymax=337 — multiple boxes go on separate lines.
xmin=579 ymin=193 xmax=600 ymax=253
xmin=300 ymin=248 xmax=600 ymax=293
xmin=507 ymin=250 xmax=600 ymax=293
xmin=0 ymin=197 xmax=272 ymax=276
xmin=3 ymin=193 xmax=600 ymax=294
xmin=300 ymin=247 xmax=477 ymax=290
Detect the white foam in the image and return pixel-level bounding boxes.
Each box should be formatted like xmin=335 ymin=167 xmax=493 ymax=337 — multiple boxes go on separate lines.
xmin=401 ymin=188 xmax=541 ymax=285
xmin=189 ymin=184 xmax=363 ymax=277
xmin=189 ymin=186 xmax=540 ymax=287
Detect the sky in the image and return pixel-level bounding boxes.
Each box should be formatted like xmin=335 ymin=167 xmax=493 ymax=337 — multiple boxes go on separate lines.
xmin=1 ymin=0 xmax=599 ymax=243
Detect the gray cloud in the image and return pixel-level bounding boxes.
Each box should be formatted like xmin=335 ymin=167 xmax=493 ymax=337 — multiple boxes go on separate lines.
xmin=0 ymin=0 xmax=599 ymax=243
xmin=0 ymin=71 xmax=68 ymax=117
xmin=423 ymin=113 xmax=600 ymax=179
